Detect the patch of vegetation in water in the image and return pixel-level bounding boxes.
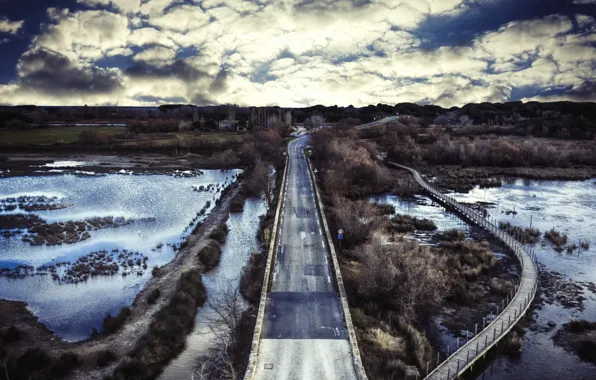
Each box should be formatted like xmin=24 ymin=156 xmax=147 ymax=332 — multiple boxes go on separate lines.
xmin=0 ymin=249 xmax=148 ymax=283
xmin=0 ymin=195 xmax=72 ymax=212
xmin=498 ymin=221 xmax=540 ymax=244
xmin=0 ymin=214 xmax=133 ymax=246
xmin=554 ymin=319 xmax=596 ymax=364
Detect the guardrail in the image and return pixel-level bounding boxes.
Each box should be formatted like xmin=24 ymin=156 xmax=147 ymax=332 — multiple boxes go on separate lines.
xmin=306 ymin=152 xmax=368 ymax=380
xmin=243 ymin=154 xmax=289 ymax=380
xmin=388 ymin=162 xmax=539 ymax=380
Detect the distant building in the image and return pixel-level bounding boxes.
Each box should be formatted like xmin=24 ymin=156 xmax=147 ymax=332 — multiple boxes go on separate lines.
xmin=218 ymin=119 xmax=237 ymax=130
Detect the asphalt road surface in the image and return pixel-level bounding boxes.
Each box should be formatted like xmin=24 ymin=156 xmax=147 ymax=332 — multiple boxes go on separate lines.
xmin=253 ymin=137 xmax=358 ymax=380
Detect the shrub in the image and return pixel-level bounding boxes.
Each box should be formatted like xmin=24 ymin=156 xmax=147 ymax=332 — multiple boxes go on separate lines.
xmin=96 ymin=349 xmax=117 ymax=367
xmin=437 ymin=229 xmax=466 ymax=242
xmin=16 ymin=347 xmax=51 ymax=373
xmin=147 ymin=288 xmax=161 ymax=304
xmin=209 ymin=225 xmax=228 ymax=244
xmin=566 ymin=319 xmax=596 ymax=333
xmin=49 ymin=352 xmax=82 ymax=377
xmin=240 ymin=251 xmax=266 ymax=303
xmin=110 ymin=269 xmax=206 ymax=380
xmin=371 ymin=202 xmax=396 ymax=215
xmin=503 ymin=332 xmax=522 ymax=356
xmin=152 ymin=266 xmax=161 ymax=277
xmin=198 ymin=240 xmax=222 ymax=270
xmin=498 ymin=222 xmax=540 ymax=244
xmin=545 ymin=228 xmax=568 ymax=248
xmin=490 ymin=278 xmax=513 ymax=296
xmin=577 ymin=339 xmax=596 ymax=362
xmin=102 ymin=306 xmax=131 ymax=334
xmin=4 ymin=325 xmax=21 ymax=342
xmin=387 ymin=214 xmax=437 ymax=233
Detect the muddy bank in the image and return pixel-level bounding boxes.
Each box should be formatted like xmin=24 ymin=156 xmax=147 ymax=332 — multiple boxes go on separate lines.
xmin=425 ymin=165 xmax=596 ymax=193
xmin=535 ymin=268 xmax=596 ymax=312
xmin=0 ymin=152 xmax=244 ymax=178
xmin=0 ymin=180 xmax=243 ymax=380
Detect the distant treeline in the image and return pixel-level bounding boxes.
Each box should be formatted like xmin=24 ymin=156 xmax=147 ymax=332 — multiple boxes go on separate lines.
xmin=2 ymin=101 xmax=596 ymax=138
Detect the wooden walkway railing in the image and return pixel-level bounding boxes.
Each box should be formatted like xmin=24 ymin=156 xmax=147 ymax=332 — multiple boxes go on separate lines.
xmin=389 ymin=162 xmax=539 ymax=380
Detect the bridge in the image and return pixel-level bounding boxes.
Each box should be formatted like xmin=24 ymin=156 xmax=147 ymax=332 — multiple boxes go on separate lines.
xmin=244 ymin=137 xmax=366 ymax=380
xmin=388 ymin=162 xmax=539 ymax=380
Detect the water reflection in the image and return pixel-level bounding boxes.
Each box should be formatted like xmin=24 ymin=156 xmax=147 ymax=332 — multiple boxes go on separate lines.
xmin=160 ymin=197 xmax=267 ymax=379
xmin=452 ymin=178 xmax=596 ymax=379
xmin=369 ymin=194 xmax=471 ymax=243
xmin=0 ymin=170 xmax=240 ymax=341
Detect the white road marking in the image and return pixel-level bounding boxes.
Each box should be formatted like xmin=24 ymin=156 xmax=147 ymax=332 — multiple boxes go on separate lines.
xmin=335 ymin=327 xmax=340 ymax=337
xmin=327 ymin=275 xmax=331 ymax=283
xmin=319 ymin=228 xmax=322 ymax=235
xmin=321 ymin=241 xmax=325 ymax=248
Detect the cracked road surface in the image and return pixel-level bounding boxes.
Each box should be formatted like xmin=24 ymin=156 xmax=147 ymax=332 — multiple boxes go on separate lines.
xmin=253 ymin=136 xmax=358 ymax=380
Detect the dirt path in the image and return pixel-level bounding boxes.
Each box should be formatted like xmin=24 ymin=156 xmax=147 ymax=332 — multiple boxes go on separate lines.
xmin=0 ymin=181 xmax=242 ymax=379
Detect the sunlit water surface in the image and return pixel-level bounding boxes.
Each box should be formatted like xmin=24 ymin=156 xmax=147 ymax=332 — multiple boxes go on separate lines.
xmin=452 ymin=178 xmax=596 ymax=379
xmin=0 ymin=170 xmax=240 ymax=341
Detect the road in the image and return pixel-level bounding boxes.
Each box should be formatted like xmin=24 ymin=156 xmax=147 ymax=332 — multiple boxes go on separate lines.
xmin=253 ymin=136 xmax=358 ymax=380
xmin=356 ymin=115 xmax=400 ymax=129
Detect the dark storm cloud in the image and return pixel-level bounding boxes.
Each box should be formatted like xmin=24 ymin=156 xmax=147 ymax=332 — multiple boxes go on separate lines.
xmin=17 ymin=48 xmax=123 ymax=94
xmin=191 ymin=92 xmax=216 ymax=106
xmin=563 ymin=81 xmax=596 ymax=101
xmin=125 ymin=59 xmax=210 ymax=81
xmin=208 ymin=66 xmax=229 ymax=94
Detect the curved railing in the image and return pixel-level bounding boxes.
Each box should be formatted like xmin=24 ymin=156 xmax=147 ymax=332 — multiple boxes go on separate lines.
xmin=389 ymin=162 xmax=539 ymax=380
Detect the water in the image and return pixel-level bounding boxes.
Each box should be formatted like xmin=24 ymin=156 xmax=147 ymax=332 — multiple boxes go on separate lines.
xmin=451 ymin=178 xmax=596 ymax=379
xmin=369 ymin=194 xmax=472 ymax=243
xmin=159 ymin=197 xmax=267 ymax=379
xmin=0 ymin=170 xmax=240 ymax=341
xmin=370 ymin=178 xmax=596 ymax=377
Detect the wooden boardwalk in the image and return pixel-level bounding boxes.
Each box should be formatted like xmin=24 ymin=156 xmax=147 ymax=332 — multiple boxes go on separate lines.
xmin=390 ymin=163 xmax=539 ymax=380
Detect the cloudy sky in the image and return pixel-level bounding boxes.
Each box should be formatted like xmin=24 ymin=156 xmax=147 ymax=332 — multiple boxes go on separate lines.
xmin=0 ymin=0 xmax=595 ymax=107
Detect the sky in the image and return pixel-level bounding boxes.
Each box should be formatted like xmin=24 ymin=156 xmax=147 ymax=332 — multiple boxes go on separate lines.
xmin=0 ymin=0 xmax=595 ymax=107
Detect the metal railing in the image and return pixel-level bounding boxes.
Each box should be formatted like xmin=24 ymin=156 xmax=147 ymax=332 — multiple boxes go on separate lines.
xmin=389 ymin=162 xmax=539 ymax=380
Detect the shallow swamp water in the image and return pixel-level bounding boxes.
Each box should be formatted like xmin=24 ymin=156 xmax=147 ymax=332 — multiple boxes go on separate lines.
xmin=0 ymin=169 xmax=240 ymax=341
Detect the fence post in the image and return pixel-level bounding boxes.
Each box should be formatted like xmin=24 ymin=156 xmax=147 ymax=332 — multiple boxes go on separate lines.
xmin=437 ymin=352 xmax=440 ymax=368
xmin=476 ymin=341 xmax=479 ymax=355
xmin=427 ymin=361 xmax=429 ymax=376
xmin=467 ymin=349 xmax=470 ymax=363
xmin=493 ymin=327 xmax=496 ymax=341
xmin=475 ymin=323 xmax=478 ymax=336
xmin=457 ymin=359 xmax=460 ymax=374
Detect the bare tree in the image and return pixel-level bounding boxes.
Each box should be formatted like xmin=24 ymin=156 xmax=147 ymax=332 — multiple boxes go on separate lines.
xmin=305 ymin=114 xmax=325 ymax=130
xmin=245 ymin=158 xmax=274 ymax=205
xmin=194 ymin=279 xmax=244 ymax=380
xmin=284 ymin=110 xmax=292 ymax=127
